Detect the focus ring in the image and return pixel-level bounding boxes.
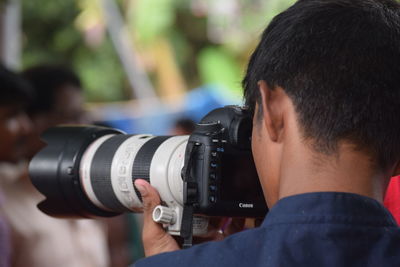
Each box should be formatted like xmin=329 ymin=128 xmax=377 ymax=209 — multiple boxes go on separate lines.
xmin=132 ymin=136 xmax=171 ymax=202
xmin=91 ymin=135 xmax=133 ymax=212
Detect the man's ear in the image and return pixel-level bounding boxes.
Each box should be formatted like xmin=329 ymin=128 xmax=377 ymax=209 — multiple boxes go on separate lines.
xmin=257 ymin=80 xmax=285 ymax=143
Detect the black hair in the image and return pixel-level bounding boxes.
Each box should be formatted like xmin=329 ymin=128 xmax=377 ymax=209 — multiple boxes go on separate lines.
xmin=22 ymin=64 xmax=82 ymax=114
xmin=243 ymin=0 xmax=400 ymax=169
xmin=0 ymin=64 xmax=33 ymax=106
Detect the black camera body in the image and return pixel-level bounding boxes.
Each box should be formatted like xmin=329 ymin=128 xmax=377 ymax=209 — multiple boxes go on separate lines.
xmin=184 ymin=106 xmax=266 ymax=217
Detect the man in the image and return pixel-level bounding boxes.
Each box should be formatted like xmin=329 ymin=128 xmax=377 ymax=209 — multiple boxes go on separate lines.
xmin=22 ymin=64 xmax=87 ymax=159
xmin=133 ymin=0 xmax=400 ymax=266
xmin=0 ymin=65 xmax=32 ymax=267
xmin=0 ymin=64 xmax=110 ymax=267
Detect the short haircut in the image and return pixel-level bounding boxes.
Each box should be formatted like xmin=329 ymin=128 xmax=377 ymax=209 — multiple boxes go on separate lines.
xmin=243 ymin=0 xmax=400 ymax=169
xmin=22 ymin=64 xmax=82 ymax=114
xmin=0 ymin=64 xmax=33 ymax=106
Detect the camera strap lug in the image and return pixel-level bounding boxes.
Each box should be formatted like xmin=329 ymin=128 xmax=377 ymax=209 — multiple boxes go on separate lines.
xmin=181 ymin=204 xmax=194 ymax=248
xmin=181 ymin=141 xmax=199 ymax=248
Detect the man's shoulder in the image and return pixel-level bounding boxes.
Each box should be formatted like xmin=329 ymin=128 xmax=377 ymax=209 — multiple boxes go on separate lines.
xmin=134 ymin=192 xmax=400 ymax=267
xmin=135 ymin=227 xmax=267 ymax=267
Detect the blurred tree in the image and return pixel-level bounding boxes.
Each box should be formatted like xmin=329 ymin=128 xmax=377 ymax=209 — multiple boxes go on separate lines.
xmin=197 ymin=46 xmax=243 ymax=99
xmin=126 ymin=0 xmax=297 ymax=102
xmin=20 ymin=0 xmax=297 ymax=103
xmin=21 ymin=0 xmax=126 ymax=102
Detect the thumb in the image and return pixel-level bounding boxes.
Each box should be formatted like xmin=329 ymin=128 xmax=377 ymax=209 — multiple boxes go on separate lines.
xmin=134 ymin=179 xmax=161 ymax=216
xmin=134 ymin=179 xmax=179 ymax=256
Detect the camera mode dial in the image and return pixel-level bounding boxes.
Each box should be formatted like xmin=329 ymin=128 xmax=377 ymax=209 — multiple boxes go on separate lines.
xmin=195 ymin=122 xmax=222 ymax=135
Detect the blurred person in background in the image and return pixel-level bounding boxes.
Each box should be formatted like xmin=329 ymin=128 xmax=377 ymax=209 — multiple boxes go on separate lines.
xmin=22 ymin=64 xmax=87 ymax=158
xmin=170 ymin=118 xmax=196 ymax=135
xmin=0 ymin=64 xmax=110 ymax=267
xmin=0 ymin=65 xmax=32 ymax=267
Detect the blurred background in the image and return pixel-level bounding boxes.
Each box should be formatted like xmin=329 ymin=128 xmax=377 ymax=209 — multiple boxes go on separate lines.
xmin=0 ymin=1 xmax=295 ymax=265
xmin=0 ymin=0 xmax=295 ymax=134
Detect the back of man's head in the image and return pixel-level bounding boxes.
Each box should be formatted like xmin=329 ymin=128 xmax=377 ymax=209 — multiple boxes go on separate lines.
xmin=244 ymin=0 xmax=400 ymax=170
xmin=0 ymin=65 xmax=32 ymax=106
xmin=22 ymin=64 xmax=82 ymax=115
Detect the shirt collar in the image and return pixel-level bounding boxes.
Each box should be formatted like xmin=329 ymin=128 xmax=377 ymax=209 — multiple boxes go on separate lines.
xmin=263 ymin=192 xmax=397 ymax=227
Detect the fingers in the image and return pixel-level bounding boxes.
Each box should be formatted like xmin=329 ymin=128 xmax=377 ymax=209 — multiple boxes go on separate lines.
xmin=134 ymin=179 xmax=179 ymax=256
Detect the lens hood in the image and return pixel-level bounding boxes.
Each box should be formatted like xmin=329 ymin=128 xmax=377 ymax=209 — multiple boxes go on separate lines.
xmin=29 ymin=126 xmax=123 ymax=218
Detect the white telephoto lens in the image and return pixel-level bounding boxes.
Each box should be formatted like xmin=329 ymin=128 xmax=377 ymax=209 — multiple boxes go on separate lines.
xmin=79 ymin=134 xmax=188 ymax=217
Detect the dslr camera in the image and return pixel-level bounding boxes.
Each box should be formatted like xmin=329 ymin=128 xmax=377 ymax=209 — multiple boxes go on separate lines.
xmin=29 ymin=106 xmax=267 ymax=243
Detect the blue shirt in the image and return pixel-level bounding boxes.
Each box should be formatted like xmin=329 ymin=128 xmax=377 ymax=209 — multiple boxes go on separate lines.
xmin=135 ymin=192 xmax=400 ymax=267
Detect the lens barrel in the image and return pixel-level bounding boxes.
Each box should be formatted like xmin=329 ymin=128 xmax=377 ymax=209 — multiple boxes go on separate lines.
xmin=29 ymin=106 xmax=266 ymax=223
xmin=29 ymin=126 xmax=188 ymax=218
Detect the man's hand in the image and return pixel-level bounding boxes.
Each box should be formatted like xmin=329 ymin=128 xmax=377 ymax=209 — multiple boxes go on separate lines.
xmin=193 ymin=217 xmax=245 ymax=243
xmin=134 ymin=179 xmax=180 ymax=257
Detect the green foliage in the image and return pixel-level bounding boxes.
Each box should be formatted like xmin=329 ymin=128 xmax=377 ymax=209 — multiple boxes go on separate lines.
xmin=21 ymin=0 xmax=126 ymax=102
xmin=20 ymin=0 xmax=299 ymax=103
xmin=22 ymin=0 xmax=81 ymax=65
xmin=128 ymin=0 xmax=176 ymax=44
xmin=74 ymin=39 xmax=126 ymax=102
xmin=197 ymin=46 xmax=243 ymax=99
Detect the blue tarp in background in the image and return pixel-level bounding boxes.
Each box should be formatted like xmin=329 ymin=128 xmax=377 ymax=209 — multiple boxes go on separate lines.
xmin=105 ymin=86 xmax=242 ymax=135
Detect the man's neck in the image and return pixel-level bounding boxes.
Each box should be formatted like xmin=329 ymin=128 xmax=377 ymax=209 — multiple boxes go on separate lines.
xmin=278 ymin=142 xmax=390 ymax=203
